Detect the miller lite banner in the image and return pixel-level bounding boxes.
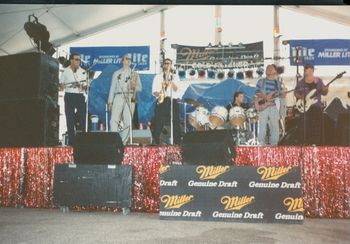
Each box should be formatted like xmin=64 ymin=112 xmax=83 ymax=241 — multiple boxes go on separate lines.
xmin=288 ymin=39 xmax=350 ymax=66
xmin=160 ymin=165 xmax=303 ymax=224
xmin=69 ymin=46 xmax=150 ymax=71
xmin=174 ymin=42 xmax=264 ymax=69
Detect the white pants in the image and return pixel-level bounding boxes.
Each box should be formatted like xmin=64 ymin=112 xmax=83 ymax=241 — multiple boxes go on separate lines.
xmin=110 ymin=95 xmax=135 ymax=144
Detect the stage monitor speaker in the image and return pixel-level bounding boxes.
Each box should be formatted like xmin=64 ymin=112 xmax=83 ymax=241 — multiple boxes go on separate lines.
xmin=0 ymin=52 xmax=59 ymax=102
xmin=337 ymin=112 xmax=350 ymax=146
xmin=0 ymin=98 xmax=59 ymax=147
xmin=181 ymin=129 xmax=235 ymax=165
xmin=324 ymin=97 xmax=350 ymax=123
xmin=73 ymin=132 xmax=124 ymax=165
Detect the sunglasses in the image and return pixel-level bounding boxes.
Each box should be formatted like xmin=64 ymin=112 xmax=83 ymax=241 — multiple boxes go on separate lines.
xmin=164 ymin=62 xmax=171 ymax=65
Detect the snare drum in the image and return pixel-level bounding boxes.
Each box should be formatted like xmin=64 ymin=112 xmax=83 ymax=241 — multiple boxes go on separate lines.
xmin=188 ymin=107 xmax=209 ymax=130
xmin=208 ymin=106 xmax=228 ymax=127
xmin=229 ymin=106 xmax=246 ymax=128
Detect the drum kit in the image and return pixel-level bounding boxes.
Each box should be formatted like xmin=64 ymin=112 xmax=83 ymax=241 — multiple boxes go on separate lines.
xmin=185 ymin=99 xmax=259 ymax=145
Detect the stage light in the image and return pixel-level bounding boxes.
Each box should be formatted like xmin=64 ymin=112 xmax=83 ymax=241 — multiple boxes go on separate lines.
xmin=207 ymin=70 xmax=215 ymax=79
xmin=236 ymin=72 xmax=244 ymax=80
xmin=198 ymin=69 xmax=206 ymax=78
xmin=227 ymin=70 xmax=234 ymax=78
xmin=178 ymin=70 xmax=186 ymax=80
xmin=256 ymin=67 xmax=264 ymax=77
xmin=217 ymin=71 xmax=225 ymax=80
xmin=189 ymin=69 xmax=196 ymax=76
xmin=245 ymin=70 xmax=253 ymax=79
xmin=24 ymin=14 xmax=55 ymax=56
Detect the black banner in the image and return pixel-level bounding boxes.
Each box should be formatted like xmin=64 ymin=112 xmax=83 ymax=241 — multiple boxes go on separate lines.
xmin=174 ymin=42 xmax=264 ymax=69
xmin=160 ymin=165 xmax=303 ymax=224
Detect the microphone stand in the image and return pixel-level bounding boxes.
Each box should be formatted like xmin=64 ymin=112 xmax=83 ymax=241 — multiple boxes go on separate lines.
xmin=170 ymin=74 xmax=174 ymax=145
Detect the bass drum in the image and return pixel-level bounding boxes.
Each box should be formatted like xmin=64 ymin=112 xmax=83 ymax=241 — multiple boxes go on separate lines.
xmin=208 ymin=106 xmax=228 ymax=128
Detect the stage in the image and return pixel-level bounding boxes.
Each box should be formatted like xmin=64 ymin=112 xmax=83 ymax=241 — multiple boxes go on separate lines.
xmin=0 ymin=146 xmax=349 ymax=218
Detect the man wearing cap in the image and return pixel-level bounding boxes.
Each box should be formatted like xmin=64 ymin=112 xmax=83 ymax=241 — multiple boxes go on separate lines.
xmin=108 ymin=54 xmax=142 ymax=144
xmin=294 ymin=64 xmax=328 ymax=145
xmin=151 ymin=58 xmax=181 ymax=145
xmin=59 ymin=53 xmax=87 ymax=146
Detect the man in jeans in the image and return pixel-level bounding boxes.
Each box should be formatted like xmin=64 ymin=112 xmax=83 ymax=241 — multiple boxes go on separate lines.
xmin=255 ymin=64 xmax=282 ymax=145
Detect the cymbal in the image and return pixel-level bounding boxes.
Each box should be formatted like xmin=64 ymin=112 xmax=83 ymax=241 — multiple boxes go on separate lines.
xmin=185 ymin=98 xmax=202 ymax=107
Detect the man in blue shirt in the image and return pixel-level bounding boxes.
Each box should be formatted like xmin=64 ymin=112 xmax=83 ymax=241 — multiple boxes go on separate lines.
xmin=255 ymin=64 xmax=282 ymax=145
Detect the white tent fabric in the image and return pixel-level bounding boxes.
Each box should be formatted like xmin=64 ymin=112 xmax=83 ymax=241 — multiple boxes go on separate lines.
xmin=0 ymin=5 xmax=349 ymax=57
xmin=0 ymin=4 xmax=172 ymax=56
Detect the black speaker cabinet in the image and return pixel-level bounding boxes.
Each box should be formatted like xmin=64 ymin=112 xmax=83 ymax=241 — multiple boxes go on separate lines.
xmin=0 ymin=52 xmax=59 ymax=103
xmin=181 ymin=130 xmax=236 ymax=165
xmin=0 ymin=98 xmax=59 ymax=147
xmin=73 ymin=132 xmax=124 ymax=165
xmin=337 ymin=113 xmax=350 ymax=146
xmin=53 ymin=164 xmax=132 ymax=208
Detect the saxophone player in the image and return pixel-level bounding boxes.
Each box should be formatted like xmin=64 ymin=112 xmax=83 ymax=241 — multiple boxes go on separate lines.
xmin=151 ymin=58 xmax=181 ymax=145
xmin=108 ymin=54 xmax=142 ymax=144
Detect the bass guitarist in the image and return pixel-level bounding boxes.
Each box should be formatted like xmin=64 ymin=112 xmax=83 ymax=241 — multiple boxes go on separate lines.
xmin=255 ymin=64 xmax=282 ymax=145
xmin=294 ymin=64 xmax=328 ymax=145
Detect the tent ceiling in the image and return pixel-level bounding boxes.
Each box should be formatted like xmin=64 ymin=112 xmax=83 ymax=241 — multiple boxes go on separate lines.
xmin=282 ymin=6 xmax=350 ymax=28
xmin=0 ymin=4 xmax=172 ymax=56
xmin=0 ymin=5 xmax=349 ymax=57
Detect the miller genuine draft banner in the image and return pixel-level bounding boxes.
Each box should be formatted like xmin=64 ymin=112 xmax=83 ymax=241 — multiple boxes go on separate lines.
xmin=174 ymin=42 xmax=264 ymax=69
xmin=159 ymin=165 xmax=303 ymax=224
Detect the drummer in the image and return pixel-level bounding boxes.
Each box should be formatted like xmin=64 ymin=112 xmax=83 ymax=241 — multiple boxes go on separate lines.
xmin=226 ymin=91 xmax=249 ymax=115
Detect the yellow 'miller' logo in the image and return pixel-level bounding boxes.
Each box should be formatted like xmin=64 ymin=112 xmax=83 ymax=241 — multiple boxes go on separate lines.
xmin=283 ymin=197 xmax=304 ymax=212
xmin=159 ymin=165 xmax=170 ymax=174
xmin=196 ymin=165 xmax=230 ymax=180
xmin=221 ymin=195 xmax=255 ymax=211
xmin=161 ymin=195 xmax=194 ymax=209
xmin=257 ymin=166 xmax=292 ymax=181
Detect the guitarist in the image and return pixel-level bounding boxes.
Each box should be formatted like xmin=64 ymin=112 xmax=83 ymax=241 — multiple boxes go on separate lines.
xmin=294 ymin=64 xmax=328 ymax=145
xmin=255 ymin=64 xmax=282 ymax=145
xmin=59 ymin=53 xmax=87 ymax=146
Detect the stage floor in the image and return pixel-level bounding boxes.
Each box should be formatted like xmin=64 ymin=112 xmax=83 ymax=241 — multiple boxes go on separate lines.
xmin=1 ymin=207 xmax=349 ymax=244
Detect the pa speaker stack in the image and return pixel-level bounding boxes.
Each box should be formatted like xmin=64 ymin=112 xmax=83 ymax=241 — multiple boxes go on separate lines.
xmin=181 ymin=129 xmax=236 ymax=165
xmin=0 ymin=52 xmax=59 ymax=147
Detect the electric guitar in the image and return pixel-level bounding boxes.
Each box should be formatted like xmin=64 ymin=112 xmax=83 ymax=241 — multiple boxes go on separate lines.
xmin=254 ymin=89 xmax=294 ymax=112
xmin=295 ymin=71 xmax=346 ymax=113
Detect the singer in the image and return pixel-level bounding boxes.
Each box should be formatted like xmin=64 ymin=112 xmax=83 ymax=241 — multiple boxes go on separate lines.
xmin=59 ymin=53 xmax=87 ymax=146
xmin=108 ymin=54 xmax=142 ymax=144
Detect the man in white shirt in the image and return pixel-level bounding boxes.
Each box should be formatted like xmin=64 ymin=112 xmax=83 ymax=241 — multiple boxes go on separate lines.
xmin=151 ymin=58 xmax=181 ymax=144
xmin=108 ymin=54 xmax=142 ymax=144
xmin=59 ymin=53 xmax=87 ymax=145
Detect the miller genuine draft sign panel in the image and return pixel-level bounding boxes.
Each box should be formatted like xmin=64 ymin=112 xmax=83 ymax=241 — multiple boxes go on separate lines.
xmin=174 ymin=42 xmax=264 ymax=69
xmin=159 ymin=165 xmax=303 ymax=224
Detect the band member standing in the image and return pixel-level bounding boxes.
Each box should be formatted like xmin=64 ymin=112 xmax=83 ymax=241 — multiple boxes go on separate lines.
xmin=226 ymin=91 xmax=249 ymax=113
xmin=151 ymin=58 xmax=181 ymax=145
xmin=108 ymin=54 xmax=142 ymax=144
xmin=294 ymin=64 xmax=328 ymax=145
xmin=59 ymin=53 xmax=87 ymax=146
xmin=255 ymin=64 xmax=282 ymax=145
